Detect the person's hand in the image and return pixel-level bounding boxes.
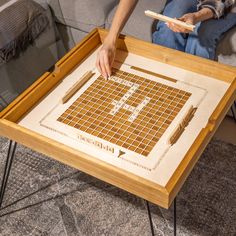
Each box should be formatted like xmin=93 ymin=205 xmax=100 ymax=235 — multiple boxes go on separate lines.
xmin=96 ymin=38 xmax=116 ymax=79
xmin=167 ymin=13 xmax=198 ymax=33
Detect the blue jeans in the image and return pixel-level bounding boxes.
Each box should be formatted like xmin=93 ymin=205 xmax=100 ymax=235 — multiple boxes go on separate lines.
xmin=152 ymin=0 xmax=236 ymax=60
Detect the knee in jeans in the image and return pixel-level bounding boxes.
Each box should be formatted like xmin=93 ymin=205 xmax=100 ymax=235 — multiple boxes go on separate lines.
xmin=153 ymin=23 xmax=175 ymax=43
xmin=155 ymin=22 xmax=174 ymax=35
xmin=197 ymin=25 xmax=218 ymax=47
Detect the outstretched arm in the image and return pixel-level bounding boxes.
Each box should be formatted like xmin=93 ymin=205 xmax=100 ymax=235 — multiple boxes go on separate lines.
xmin=96 ymin=0 xmax=138 ymax=79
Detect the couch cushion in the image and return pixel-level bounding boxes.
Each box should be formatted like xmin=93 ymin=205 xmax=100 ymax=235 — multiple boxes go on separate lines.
xmin=47 ymin=0 xmax=118 ymax=32
xmin=217 ymin=27 xmax=236 ymax=66
xmin=106 ymin=0 xmax=167 ymax=42
xmin=0 ymin=0 xmax=49 ymax=64
xmin=57 ymin=23 xmax=88 ymax=50
xmin=33 ymin=0 xmax=48 ymax=5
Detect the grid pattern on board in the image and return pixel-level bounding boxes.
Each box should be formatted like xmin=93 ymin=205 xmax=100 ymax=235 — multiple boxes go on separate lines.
xmin=57 ymin=69 xmax=191 ymax=156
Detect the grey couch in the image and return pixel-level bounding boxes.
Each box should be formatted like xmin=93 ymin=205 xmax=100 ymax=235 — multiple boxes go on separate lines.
xmin=0 ymin=2 xmax=65 ymax=111
xmin=1 ymin=0 xmax=235 ymax=112
xmin=36 ymin=0 xmax=236 ymax=66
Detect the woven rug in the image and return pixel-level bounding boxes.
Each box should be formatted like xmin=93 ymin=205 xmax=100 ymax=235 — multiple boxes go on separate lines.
xmin=0 ymin=137 xmax=235 ymax=236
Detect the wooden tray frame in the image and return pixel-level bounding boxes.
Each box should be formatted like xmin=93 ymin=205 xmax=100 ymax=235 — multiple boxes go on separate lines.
xmin=0 ymin=29 xmax=235 ymax=209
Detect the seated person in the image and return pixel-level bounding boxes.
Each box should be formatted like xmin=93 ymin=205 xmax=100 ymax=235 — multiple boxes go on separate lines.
xmin=96 ymin=0 xmax=236 ymax=79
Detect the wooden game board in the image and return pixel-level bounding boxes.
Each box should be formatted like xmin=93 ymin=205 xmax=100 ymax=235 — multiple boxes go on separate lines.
xmin=57 ymin=69 xmax=191 ymax=157
xmin=39 ymin=61 xmax=205 ymax=171
xmin=0 ymin=29 xmax=235 ymax=208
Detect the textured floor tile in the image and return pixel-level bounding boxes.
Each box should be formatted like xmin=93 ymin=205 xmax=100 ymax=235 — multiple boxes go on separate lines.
xmin=0 ymin=139 xmax=235 ymax=236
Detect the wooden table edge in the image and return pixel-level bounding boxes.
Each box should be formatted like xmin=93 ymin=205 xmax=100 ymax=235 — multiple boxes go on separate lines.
xmin=0 ymin=28 xmax=235 ymax=209
xmin=0 ymin=118 xmax=170 ymax=208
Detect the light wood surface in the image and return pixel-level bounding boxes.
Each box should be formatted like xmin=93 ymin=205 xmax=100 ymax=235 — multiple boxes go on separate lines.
xmin=98 ymin=29 xmax=236 ymax=83
xmin=145 ymin=10 xmax=195 ymax=32
xmin=0 ymin=118 xmax=169 ymax=208
xmin=61 ymin=71 xmax=95 ymax=104
xmin=0 ymin=29 xmax=235 ymax=208
xmin=166 ymin=77 xmax=236 ymax=204
xmin=130 ymin=66 xmax=177 ymax=83
xmin=169 ymin=106 xmax=197 ymax=145
xmin=208 ymin=78 xmax=236 ymax=131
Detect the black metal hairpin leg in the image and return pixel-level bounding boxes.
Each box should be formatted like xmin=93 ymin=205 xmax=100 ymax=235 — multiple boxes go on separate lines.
xmin=146 ymin=200 xmax=155 ymax=236
xmin=231 ymin=102 xmax=236 ymax=123
xmin=0 ymin=140 xmax=17 ymax=209
xmin=174 ymin=198 xmax=177 ymax=236
xmin=146 ymin=198 xmax=177 ymax=236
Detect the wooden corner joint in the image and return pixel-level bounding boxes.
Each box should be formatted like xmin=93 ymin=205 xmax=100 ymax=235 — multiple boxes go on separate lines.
xmin=208 ymin=118 xmax=217 ymax=132
xmin=169 ymin=106 xmax=197 ymax=145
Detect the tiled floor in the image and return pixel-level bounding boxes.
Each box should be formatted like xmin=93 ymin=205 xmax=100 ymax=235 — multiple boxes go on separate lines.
xmin=0 ymin=137 xmax=235 ymax=236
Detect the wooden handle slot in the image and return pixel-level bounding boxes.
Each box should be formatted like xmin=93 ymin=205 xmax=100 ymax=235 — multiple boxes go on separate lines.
xmin=130 ymin=66 xmax=177 ymax=83
xmin=61 ymin=71 xmax=95 ymax=104
xmin=169 ymin=106 xmax=197 ymax=145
